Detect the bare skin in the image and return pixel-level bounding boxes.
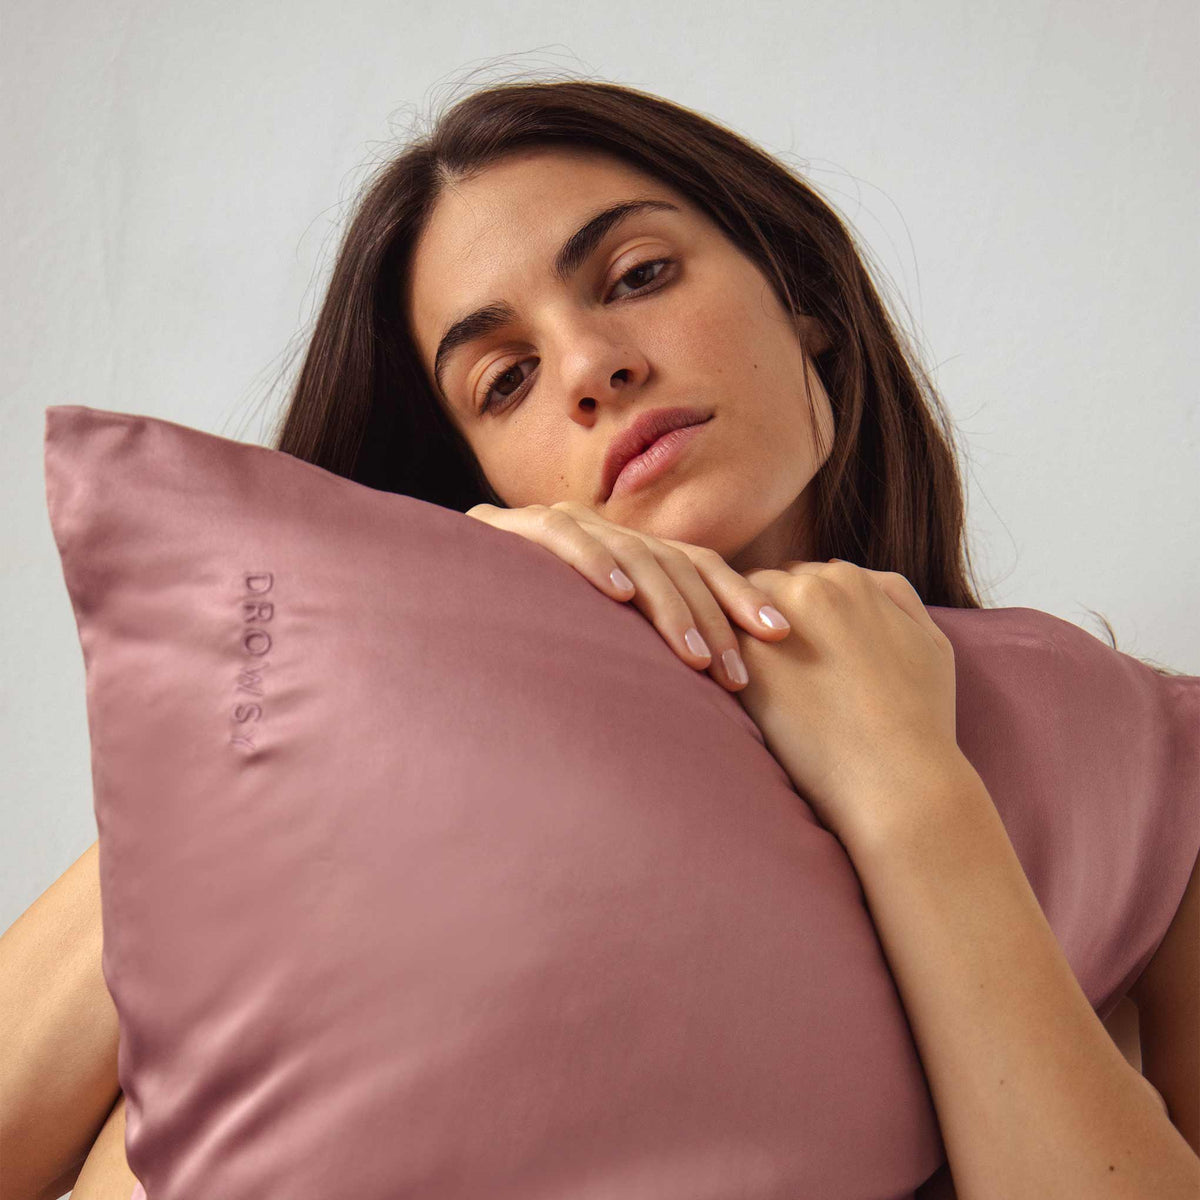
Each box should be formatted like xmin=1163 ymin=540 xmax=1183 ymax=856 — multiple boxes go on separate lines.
xmin=0 ymin=841 xmax=120 ymax=1200
xmin=67 ymin=1092 xmax=139 ymax=1200
xmin=406 ymin=144 xmax=837 ymax=695
xmin=405 ymin=144 xmax=837 ymax=576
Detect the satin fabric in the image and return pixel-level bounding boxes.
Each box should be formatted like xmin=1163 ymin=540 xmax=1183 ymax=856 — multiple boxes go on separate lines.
xmin=43 ymin=404 xmax=1197 ymax=1200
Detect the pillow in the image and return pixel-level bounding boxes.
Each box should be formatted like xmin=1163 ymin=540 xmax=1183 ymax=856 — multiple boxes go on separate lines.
xmin=42 ymin=403 xmax=1199 ymax=1200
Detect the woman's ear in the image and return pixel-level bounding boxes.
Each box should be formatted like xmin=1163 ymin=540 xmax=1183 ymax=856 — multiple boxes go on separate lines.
xmin=795 ymin=313 xmax=833 ymax=357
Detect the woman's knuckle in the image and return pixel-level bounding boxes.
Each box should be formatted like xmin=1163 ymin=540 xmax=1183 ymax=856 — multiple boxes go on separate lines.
xmin=596 ymin=550 xmax=629 ymax=580
xmin=742 ymin=566 xmax=782 ymax=589
xmin=654 ymin=542 xmax=694 ymax=571
xmin=550 ymin=499 xmax=587 ymax=519
xmin=660 ymin=592 xmax=702 ymax=631
xmin=607 ymin=530 xmax=651 ymax=558
xmin=785 ymin=572 xmax=823 ymax=603
xmin=688 ymin=544 xmax=725 ymax=568
xmin=824 ymin=560 xmax=859 ymax=584
xmin=534 ymin=506 xmax=573 ymax=534
xmin=690 ymin=599 xmax=728 ymax=639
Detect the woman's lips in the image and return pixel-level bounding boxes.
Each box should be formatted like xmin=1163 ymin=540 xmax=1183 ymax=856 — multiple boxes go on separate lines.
xmin=608 ymin=418 xmax=710 ymax=500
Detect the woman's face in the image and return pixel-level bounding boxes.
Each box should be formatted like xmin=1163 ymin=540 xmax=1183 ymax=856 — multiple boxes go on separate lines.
xmin=406 ymin=145 xmax=835 ymax=571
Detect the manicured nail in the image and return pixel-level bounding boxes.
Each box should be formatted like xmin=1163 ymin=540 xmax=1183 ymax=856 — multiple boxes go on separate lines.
xmin=684 ymin=627 xmax=711 ymax=658
xmin=723 ymin=648 xmax=749 ymax=685
xmin=610 ymin=567 xmax=634 ymax=591
xmin=758 ymin=605 xmax=789 ymax=630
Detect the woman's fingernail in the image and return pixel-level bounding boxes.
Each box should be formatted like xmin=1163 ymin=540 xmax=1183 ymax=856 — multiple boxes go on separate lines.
xmin=684 ymin=627 xmax=711 ymax=658
xmin=610 ymin=567 xmax=634 ymax=591
xmin=758 ymin=605 xmax=789 ymax=630
xmin=723 ymin=648 xmax=749 ymax=686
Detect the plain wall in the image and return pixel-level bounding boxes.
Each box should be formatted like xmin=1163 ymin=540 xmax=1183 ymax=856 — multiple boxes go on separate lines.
xmin=3 ymin=0 xmax=1196 ymax=1074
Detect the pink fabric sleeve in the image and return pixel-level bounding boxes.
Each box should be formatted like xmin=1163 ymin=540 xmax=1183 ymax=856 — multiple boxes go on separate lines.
xmin=933 ymin=603 xmax=1200 ymax=1024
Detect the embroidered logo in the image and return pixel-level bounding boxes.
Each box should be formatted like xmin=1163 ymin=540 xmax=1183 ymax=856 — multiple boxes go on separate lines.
xmin=230 ymin=572 xmax=273 ymax=752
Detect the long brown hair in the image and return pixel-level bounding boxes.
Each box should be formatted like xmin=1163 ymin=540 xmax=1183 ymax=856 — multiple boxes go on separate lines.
xmin=260 ymin=73 xmax=1182 ymax=671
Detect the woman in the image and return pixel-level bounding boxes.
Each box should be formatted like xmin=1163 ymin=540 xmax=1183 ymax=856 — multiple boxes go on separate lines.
xmin=2 ymin=78 xmax=1196 ymax=1199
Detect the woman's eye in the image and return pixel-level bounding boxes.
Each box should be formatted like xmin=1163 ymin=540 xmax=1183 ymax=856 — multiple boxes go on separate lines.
xmin=608 ymin=257 xmax=669 ymax=299
xmin=478 ymin=360 xmax=533 ymax=413
xmin=476 ymin=257 xmax=674 ymax=414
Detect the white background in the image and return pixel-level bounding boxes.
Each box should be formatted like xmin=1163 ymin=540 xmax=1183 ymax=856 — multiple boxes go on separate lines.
xmin=3 ymin=0 xmax=1196 ymax=963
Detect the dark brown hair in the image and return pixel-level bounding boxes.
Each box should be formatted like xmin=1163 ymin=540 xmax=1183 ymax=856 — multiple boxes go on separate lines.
xmin=260 ymin=72 xmax=1181 ymax=670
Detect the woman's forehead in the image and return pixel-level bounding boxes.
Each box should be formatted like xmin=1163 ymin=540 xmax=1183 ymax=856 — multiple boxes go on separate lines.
xmin=416 ymin=150 xmax=688 ymax=268
xmin=406 ymin=153 xmax=699 ymax=358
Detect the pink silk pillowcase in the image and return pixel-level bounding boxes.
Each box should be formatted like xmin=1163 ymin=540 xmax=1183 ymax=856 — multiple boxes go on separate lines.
xmin=43 ymin=404 xmax=1198 ymax=1200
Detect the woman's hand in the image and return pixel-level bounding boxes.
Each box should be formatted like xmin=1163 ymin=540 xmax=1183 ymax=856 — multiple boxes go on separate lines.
xmin=465 ymin=499 xmax=793 ymax=692
xmin=731 ymin=558 xmax=964 ymax=849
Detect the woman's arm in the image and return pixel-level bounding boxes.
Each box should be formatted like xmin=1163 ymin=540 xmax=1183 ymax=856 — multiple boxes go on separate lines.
xmin=0 ymin=840 xmax=122 ymax=1200
xmin=1130 ymin=844 xmax=1199 ymax=1154
xmin=844 ymin=756 xmax=1200 ymax=1200
xmin=913 ymin=992 xmax=1166 ymax=1196
xmin=67 ymin=1091 xmax=139 ymax=1200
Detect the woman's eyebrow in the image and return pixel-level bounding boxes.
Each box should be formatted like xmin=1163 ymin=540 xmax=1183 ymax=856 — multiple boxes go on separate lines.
xmin=432 ymin=197 xmax=681 ymax=399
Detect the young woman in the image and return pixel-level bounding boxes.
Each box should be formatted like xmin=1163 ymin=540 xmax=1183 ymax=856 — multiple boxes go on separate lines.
xmin=3 ymin=78 xmax=1196 ymax=1200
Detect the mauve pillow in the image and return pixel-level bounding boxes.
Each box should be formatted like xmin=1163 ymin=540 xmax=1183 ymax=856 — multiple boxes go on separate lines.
xmin=42 ymin=404 xmax=1198 ymax=1200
